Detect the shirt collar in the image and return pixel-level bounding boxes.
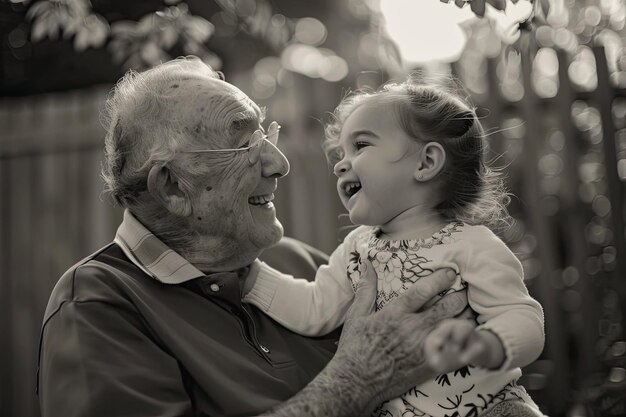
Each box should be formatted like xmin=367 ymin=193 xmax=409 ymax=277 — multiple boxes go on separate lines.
xmin=114 ymin=209 xmax=205 ymax=284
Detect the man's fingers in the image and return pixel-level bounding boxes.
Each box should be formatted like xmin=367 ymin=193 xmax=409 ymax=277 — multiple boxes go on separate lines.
xmin=416 ymin=290 xmax=468 ymax=328
xmin=388 ymin=269 xmax=457 ymax=314
xmin=345 ymin=260 xmax=377 ymax=319
xmin=455 ymin=305 xmax=477 ymax=320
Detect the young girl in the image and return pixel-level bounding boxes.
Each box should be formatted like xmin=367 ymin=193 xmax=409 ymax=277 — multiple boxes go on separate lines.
xmin=243 ymin=79 xmax=545 ymax=417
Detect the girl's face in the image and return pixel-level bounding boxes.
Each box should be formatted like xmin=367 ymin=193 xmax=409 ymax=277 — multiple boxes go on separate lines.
xmin=333 ymin=102 xmax=423 ymax=227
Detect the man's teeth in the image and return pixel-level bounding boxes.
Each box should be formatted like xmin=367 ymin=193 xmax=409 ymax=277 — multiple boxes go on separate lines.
xmin=248 ymin=193 xmax=274 ymax=205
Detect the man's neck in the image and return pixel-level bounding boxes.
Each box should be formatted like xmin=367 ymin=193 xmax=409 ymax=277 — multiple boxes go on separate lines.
xmin=182 ymin=237 xmax=260 ymax=274
xmin=131 ymin=201 xmax=260 ymax=273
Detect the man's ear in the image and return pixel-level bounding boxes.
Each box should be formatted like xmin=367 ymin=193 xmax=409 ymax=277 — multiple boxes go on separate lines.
xmin=147 ymin=164 xmax=193 ymax=217
xmin=414 ymin=142 xmax=446 ymax=182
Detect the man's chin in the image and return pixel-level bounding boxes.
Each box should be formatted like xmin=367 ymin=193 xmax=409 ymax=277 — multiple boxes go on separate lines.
xmin=252 ymin=221 xmax=284 ymax=251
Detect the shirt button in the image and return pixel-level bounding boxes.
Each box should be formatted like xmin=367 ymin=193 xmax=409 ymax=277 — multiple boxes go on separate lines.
xmin=210 ymin=283 xmax=220 ymax=292
xmin=259 ymin=344 xmax=270 ymax=353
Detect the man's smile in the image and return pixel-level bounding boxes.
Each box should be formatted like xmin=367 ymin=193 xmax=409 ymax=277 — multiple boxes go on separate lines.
xmin=248 ymin=193 xmax=274 ymax=206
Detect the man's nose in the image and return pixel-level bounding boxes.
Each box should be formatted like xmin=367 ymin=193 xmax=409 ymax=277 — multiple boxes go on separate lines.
xmin=260 ymin=140 xmax=290 ymax=178
xmin=333 ymin=159 xmax=350 ymax=177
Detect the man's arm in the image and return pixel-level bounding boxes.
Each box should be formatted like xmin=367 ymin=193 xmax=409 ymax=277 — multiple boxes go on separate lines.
xmin=39 ymin=300 xmax=193 ymax=417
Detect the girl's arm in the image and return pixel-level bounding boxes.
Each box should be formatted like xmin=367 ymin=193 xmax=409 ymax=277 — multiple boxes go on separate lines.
xmin=243 ymin=229 xmax=365 ymax=336
xmin=462 ymin=226 xmax=545 ymax=371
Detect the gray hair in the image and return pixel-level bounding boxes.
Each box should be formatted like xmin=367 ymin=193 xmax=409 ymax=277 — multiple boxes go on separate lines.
xmin=101 ymin=56 xmax=221 ymax=208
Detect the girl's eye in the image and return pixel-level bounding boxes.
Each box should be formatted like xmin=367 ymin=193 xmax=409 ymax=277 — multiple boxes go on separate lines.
xmin=355 ymin=141 xmax=370 ymax=150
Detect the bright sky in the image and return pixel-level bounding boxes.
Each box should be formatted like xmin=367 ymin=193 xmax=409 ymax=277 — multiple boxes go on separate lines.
xmin=380 ymin=0 xmax=533 ymax=64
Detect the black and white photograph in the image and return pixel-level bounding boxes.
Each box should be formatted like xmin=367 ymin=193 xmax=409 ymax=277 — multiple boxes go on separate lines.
xmin=1 ymin=0 xmax=625 ymax=416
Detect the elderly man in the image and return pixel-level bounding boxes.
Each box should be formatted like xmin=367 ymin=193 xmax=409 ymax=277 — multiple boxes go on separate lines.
xmin=37 ymin=57 xmax=537 ymax=417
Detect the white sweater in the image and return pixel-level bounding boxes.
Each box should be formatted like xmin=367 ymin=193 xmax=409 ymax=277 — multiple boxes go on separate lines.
xmin=244 ymin=222 xmax=545 ymax=417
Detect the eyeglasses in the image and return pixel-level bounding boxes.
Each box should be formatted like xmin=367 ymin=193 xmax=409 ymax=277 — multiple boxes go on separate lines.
xmin=180 ymin=121 xmax=281 ymax=165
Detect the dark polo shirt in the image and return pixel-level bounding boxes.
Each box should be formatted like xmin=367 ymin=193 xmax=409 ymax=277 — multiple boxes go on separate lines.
xmin=38 ymin=211 xmax=339 ymax=417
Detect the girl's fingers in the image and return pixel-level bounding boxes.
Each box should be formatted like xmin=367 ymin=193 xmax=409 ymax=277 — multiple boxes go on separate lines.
xmin=459 ymin=336 xmax=486 ymax=364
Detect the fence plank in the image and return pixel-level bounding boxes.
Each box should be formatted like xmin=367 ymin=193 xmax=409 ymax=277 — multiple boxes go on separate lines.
xmin=592 ymin=47 xmax=626 ymax=327
xmin=519 ymin=46 xmax=570 ymax=415
xmin=556 ymin=50 xmax=602 ymax=380
xmin=0 ymin=159 xmax=14 ymax=416
xmin=10 ymin=157 xmax=37 ymax=417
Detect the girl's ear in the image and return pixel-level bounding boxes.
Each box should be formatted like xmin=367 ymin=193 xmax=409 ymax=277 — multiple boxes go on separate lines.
xmin=147 ymin=163 xmax=193 ymax=217
xmin=414 ymin=142 xmax=446 ymax=182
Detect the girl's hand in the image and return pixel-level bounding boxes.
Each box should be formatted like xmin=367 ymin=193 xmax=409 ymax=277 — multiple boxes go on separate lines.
xmin=424 ymin=318 xmax=505 ymax=373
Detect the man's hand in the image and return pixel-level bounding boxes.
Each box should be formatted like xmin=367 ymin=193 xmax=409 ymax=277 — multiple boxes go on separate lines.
xmin=424 ymin=319 xmax=505 ymax=373
xmin=328 ymin=262 xmax=468 ymax=415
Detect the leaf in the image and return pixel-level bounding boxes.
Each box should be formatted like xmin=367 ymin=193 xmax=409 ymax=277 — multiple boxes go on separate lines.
xmin=46 ymin=18 xmax=60 ymax=40
xmin=87 ymin=15 xmax=110 ymax=47
xmin=30 ymin=18 xmax=49 ymax=41
xmin=67 ymin=0 xmax=90 ymax=19
xmin=138 ymin=14 xmax=156 ymax=33
xmin=26 ymin=1 xmax=52 ymax=20
xmin=183 ymin=16 xmax=214 ymax=43
xmin=73 ymin=24 xmax=90 ymax=51
xmin=199 ymin=52 xmax=221 ymax=70
xmin=62 ymin=15 xmax=83 ymax=38
xmin=110 ymin=21 xmax=139 ymax=37
xmin=140 ymin=41 xmax=168 ymax=66
xmin=159 ymin=25 xmax=179 ymax=49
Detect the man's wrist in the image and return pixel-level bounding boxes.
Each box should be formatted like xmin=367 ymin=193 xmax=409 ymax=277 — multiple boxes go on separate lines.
xmin=321 ymin=354 xmax=375 ymax=413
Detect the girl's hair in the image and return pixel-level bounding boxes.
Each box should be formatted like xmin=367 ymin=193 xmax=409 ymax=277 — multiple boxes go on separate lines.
xmin=323 ymin=78 xmax=512 ymax=233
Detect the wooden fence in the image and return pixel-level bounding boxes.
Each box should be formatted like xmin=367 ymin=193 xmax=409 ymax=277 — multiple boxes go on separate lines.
xmin=0 ymin=46 xmax=624 ymax=417
xmin=473 ymin=45 xmax=626 ymax=415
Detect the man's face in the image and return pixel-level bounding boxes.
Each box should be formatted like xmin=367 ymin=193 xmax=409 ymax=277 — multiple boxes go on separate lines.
xmin=172 ymin=78 xmax=290 ymax=263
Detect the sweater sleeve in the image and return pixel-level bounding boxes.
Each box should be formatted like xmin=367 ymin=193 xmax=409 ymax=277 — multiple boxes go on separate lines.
xmin=462 ymin=226 xmax=545 ymax=371
xmin=243 ymin=235 xmax=357 ymax=336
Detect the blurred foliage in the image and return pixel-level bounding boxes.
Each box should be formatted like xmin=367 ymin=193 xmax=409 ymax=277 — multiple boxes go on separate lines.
xmin=19 ymin=0 xmax=536 ymax=71
xmin=7 ymin=0 xmax=625 ymax=90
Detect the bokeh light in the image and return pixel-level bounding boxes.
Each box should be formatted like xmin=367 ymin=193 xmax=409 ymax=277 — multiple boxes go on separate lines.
xmin=379 ymin=0 xmax=472 ymax=65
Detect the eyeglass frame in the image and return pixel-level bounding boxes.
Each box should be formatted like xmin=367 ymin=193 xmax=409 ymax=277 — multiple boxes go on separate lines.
xmin=178 ymin=121 xmax=281 ymax=165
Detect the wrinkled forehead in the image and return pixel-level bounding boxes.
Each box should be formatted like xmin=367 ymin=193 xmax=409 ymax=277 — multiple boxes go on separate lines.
xmin=179 ymin=78 xmax=263 ymax=145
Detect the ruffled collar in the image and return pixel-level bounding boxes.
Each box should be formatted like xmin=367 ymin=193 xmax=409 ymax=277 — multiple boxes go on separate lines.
xmin=368 ymin=222 xmax=463 ymax=251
